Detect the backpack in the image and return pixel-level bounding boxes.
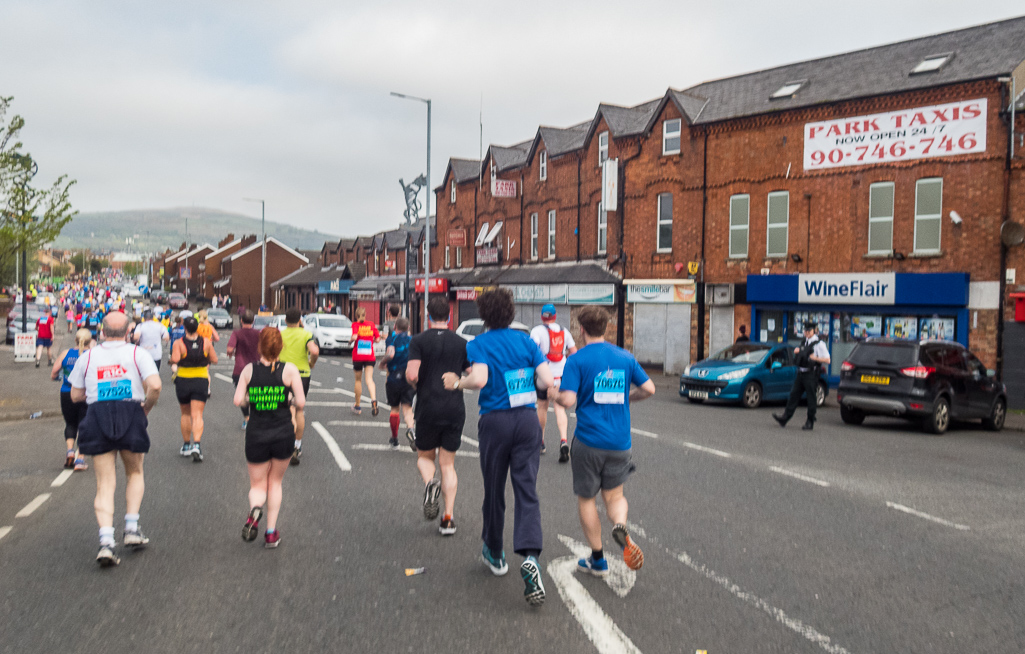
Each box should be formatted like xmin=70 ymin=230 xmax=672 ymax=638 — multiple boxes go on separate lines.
xmin=545 ymin=326 xmax=566 ymax=363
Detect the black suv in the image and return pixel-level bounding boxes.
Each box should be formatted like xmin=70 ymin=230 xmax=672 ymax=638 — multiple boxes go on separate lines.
xmin=837 ymin=338 xmax=1006 ymax=434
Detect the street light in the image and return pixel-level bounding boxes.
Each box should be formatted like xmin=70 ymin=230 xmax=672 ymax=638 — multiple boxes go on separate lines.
xmin=243 ymin=198 xmax=267 ymax=309
xmin=11 ymin=154 xmax=39 ymax=334
xmin=390 ymin=91 xmax=431 ymax=329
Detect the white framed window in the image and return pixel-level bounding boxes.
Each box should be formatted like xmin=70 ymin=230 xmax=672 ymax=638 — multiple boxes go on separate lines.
xmin=597 ymin=202 xmax=607 ymax=255
xmin=445 ymin=245 xmax=450 ymax=268
xmin=530 ymin=213 xmax=538 ymax=260
xmin=539 ymin=150 xmax=547 ymax=181
xmin=656 ymin=193 xmax=673 ymax=252
xmin=914 ymin=178 xmax=943 ymax=253
xmin=450 ymin=180 xmax=456 ymax=204
xmin=766 ymin=191 xmax=789 ymax=257
xmin=729 ymin=194 xmax=750 ymax=258
xmin=868 ymin=182 xmax=894 ymax=254
xmin=455 ymin=246 xmax=462 ymax=268
xmin=548 ymin=210 xmax=556 ymax=259
xmin=490 ymin=161 xmax=496 ymax=188
xmin=770 ymin=80 xmax=806 ymax=100
xmin=374 ymin=251 xmax=379 ymax=272
xmin=598 ymin=131 xmax=609 ymax=166
xmin=663 ymin=119 xmax=681 ymax=155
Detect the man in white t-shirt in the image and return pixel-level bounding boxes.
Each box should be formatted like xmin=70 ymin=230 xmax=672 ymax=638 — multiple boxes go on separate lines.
xmin=133 ymin=309 xmax=169 ymax=371
xmin=530 ymin=304 xmax=577 ymax=463
xmin=69 ymin=311 xmax=162 ymax=567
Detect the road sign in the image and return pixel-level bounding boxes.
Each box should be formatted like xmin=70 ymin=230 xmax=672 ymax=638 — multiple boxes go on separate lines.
xmin=14 ymin=333 xmax=35 ymax=362
xmin=180 ymin=267 xmax=191 ymax=280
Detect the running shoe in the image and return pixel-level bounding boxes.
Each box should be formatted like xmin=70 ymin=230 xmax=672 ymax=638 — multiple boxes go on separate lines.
xmin=290 ymin=446 xmax=302 ymax=466
xmin=521 ymin=556 xmax=546 ymax=607
xmin=423 ymin=479 xmax=441 ymax=520
xmin=264 ymin=530 xmax=281 ymax=549
xmin=351 ymin=404 xmax=362 ymax=415
xmin=64 ymin=451 xmax=75 ymax=469
xmin=241 ymin=419 xmax=248 ymax=430
xmin=179 ymin=442 xmax=192 ymax=457
xmin=439 ymin=517 xmax=457 ymax=536
xmin=577 ymin=555 xmax=609 ymax=577
xmin=480 ymin=543 xmax=508 ymax=576
xmin=242 ymin=506 xmax=262 ymax=542
xmin=540 ymin=441 xmax=547 ymax=455
xmin=389 ymin=437 xmax=399 ymax=449
xmin=96 ymin=545 xmax=120 ymax=567
xmin=191 ymin=444 xmax=203 ymax=463
xmin=124 ymin=528 xmax=149 ymax=549
xmin=371 ymin=400 xmax=379 ymax=417
xmin=35 ymin=359 xmax=40 ymax=368
xmin=612 ymin=523 xmax=644 ymax=570
xmin=73 ymin=457 xmax=88 ymax=471
xmin=559 ymin=441 xmax=570 ymax=463
xmin=405 ymin=428 xmax=417 ymax=453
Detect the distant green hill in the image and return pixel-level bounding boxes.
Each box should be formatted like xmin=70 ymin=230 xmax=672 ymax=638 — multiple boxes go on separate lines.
xmin=54 ymin=207 xmax=339 ymax=253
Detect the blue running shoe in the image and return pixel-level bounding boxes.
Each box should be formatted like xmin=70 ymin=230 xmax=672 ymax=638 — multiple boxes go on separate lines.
xmin=521 ymin=556 xmax=545 ymax=607
xmin=577 ymin=555 xmax=609 ymax=577
xmin=481 ymin=543 xmax=508 ymax=576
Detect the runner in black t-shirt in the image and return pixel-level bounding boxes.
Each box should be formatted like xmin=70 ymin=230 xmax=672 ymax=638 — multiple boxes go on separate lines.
xmin=406 ymin=296 xmax=471 ymax=536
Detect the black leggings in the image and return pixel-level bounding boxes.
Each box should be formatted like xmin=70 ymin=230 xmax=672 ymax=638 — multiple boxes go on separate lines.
xmin=60 ymin=392 xmax=89 ymax=443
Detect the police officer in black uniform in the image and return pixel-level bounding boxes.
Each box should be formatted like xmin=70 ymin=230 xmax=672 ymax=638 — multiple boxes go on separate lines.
xmin=773 ymin=321 xmax=830 ymax=430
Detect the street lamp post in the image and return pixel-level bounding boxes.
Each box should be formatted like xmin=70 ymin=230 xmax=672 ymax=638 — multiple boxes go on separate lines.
xmin=390 ymin=91 xmax=431 ymax=329
xmin=12 ymin=155 xmax=39 ymax=334
xmin=244 ymin=198 xmax=267 ymax=309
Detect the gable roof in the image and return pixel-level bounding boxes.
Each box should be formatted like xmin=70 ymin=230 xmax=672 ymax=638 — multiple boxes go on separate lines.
xmin=683 ymin=15 xmax=1025 ymax=124
xmin=204 ymin=238 xmax=242 ymax=260
xmin=528 ymin=121 xmax=591 ymax=161
xmin=488 ymin=140 xmax=533 ymax=173
xmin=229 ymin=237 xmax=310 ymax=264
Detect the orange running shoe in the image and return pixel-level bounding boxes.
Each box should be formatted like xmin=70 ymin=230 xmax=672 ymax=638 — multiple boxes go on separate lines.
xmin=612 ymin=524 xmax=643 ymax=570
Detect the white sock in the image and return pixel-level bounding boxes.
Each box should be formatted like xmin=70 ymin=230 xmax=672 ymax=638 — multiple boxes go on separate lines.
xmin=295 ymin=439 xmax=301 ymax=449
xmin=125 ymin=513 xmax=139 ymax=533
xmin=99 ymin=527 xmax=115 ymax=547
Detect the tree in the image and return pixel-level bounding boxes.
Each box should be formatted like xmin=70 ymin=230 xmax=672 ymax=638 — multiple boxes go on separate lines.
xmin=0 ymin=96 xmax=77 ymax=287
xmin=89 ymin=258 xmax=105 ymax=275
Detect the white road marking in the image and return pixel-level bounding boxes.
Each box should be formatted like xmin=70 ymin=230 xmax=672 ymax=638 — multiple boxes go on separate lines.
xmin=0 ymin=526 xmax=11 ymax=541
xmin=344 ymin=363 xmax=354 ymax=370
xmin=311 ymin=422 xmax=352 ymax=472
xmin=16 ymin=493 xmax=52 ymax=518
xmin=769 ymin=466 xmax=830 ymax=488
xmin=214 ymin=373 xmax=234 ymax=383
xmin=305 ymin=402 xmax=353 ymax=407
xmin=461 ymin=434 xmax=479 ymax=447
xmin=674 ymin=549 xmax=851 ymax=654
xmin=51 ymin=470 xmax=74 ymax=487
xmin=309 ymin=388 xmax=346 ymax=394
xmin=330 ymin=360 xmax=340 ymax=366
xmin=327 ymin=420 xmax=390 ymax=427
xmin=630 ymin=428 xmax=658 ymax=439
xmin=353 ymin=443 xmax=479 ymax=458
xmin=549 ymin=556 xmax=643 ymax=654
xmin=558 ymin=534 xmax=636 ymax=598
xmin=885 ymin=502 xmax=970 ymax=531
xmin=310 ymin=380 xmax=322 ymax=387
xmin=306 ymin=387 xmax=390 ymax=408
xmin=681 ymin=442 xmax=732 ymax=458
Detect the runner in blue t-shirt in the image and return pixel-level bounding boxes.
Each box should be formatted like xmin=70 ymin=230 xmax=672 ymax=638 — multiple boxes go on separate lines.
xmin=556 ymin=306 xmax=655 ymax=577
xmin=382 ymin=317 xmax=415 ymax=449
xmin=442 ymin=289 xmax=554 ymax=608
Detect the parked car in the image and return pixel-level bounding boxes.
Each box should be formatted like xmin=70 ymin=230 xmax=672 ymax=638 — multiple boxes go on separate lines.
xmin=151 ymin=290 xmax=169 ymax=304
xmin=5 ymin=303 xmax=45 ymax=344
xmin=207 ymin=307 xmax=233 ymax=330
xmin=837 ymin=338 xmax=1006 ymax=434
xmin=168 ymin=293 xmax=188 ymax=309
xmin=302 ymin=313 xmax=353 ymax=354
xmin=455 ymin=319 xmax=531 ymax=341
xmin=679 ymin=342 xmax=828 ymax=408
xmin=126 ymin=286 xmax=143 ymax=298
xmin=252 ymin=314 xmax=286 ymax=332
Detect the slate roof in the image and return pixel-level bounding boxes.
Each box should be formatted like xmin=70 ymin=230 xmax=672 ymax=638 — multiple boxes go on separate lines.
xmin=596 ymin=99 xmax=662 ymax=137
xmin=684 ymin=15 xmax=1025 ymax=124
xmin=537 ymin=121 xmax=591 ymax=158
xmin=452 ymin=158 xmax=481 ymax=183
xmin=271 ymin=263 xmax=353 ymax=289
xmin=446 ymin=261 xmax=620 ymax=287
xmin=491 ymin=140 xmax=533 ymax=172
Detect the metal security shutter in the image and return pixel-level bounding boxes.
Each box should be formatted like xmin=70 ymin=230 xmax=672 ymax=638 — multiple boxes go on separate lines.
xmin=633 ymin=304 xmax=665 ymax=367
xmin=664 ymin=304 xmax=691 ymax=374
xmin=709 ymin=305 xmax=734 ymax=355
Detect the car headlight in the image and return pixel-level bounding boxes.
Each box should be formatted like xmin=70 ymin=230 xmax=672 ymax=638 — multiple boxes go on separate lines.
xmin=683 ymin=365 xmax=691 ymax=376
xmin=718 ymin=368 xmax=750 ymax=381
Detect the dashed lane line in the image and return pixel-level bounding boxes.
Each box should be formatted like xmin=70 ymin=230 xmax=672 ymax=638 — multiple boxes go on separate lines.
xmin=0 ymin=526 xmax=11 ymax=541
xmin=461 ymin=434 xmax=479 ymax=447
xmin=769 ymin=466 xmax=830 ymax=488
xmin=353 ymin=443 xmax=480 ymax=458
xmin=311 ymin=422 xmax=352 ymax=472
xmin=16 ymin=494 xmax=51 ymax=518
xmin=681 ymin=442 xmax=732 ymax=458
xmin=214 ymin=373 xmax=234 ymax=384
xmin=51 ymin=470 xmax=74 ymax=487
xmin=327 ymin=420 xmax=389 ymax=427
xmin=630 ymin=428 xmax=658 ymax=439
xmin=886 ymin=502 xmax=970 ymax=531
xmin=310 ymin=380 xmax=322 ymax=387
xmin=330 ymin=360 xmax=340 ymax=366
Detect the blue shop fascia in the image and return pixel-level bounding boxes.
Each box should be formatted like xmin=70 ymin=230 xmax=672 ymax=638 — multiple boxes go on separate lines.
xmin=745 ymin=272 xmax=970 ymax=382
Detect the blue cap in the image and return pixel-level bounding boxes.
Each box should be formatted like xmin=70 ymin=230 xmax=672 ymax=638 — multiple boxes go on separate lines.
xmin=541 ymin=304 xmax=556 ymax=317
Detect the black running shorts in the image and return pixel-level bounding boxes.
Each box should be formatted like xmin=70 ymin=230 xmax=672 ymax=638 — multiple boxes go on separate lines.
xmin=77 ymin=401 xmax=150 ymax=455
xmin=386 ymin=378 xmax=415 ymax=407
xmin=415 ymin=421 xmax=462 ymax=453
xmin=245 ymin=437 xmax=293 ymax=464
xmin=175 ymin=377 xmax=209 ymax=405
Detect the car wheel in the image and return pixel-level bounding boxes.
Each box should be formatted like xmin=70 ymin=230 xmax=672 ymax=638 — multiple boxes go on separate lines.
xmin=982 ymin=397 xmax=1006 ymax=432
xmin=815 ymin=382 xmax=826 ymax=407
xmin=741 ymin=381 xmax=762 ymax=408
xmin=924 ymin=397 xmax=950 ymax=435
xmin=840 ymin=405 xmax=865 ymax=425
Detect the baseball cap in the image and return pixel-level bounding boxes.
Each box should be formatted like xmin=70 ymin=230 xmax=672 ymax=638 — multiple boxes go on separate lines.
xmin=541 ymin=304 xmax=557 ymax=317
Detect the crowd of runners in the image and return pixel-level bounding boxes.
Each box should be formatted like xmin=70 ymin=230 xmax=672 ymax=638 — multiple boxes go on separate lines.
xmin=27 ymin=275 xmax=656 ymax=607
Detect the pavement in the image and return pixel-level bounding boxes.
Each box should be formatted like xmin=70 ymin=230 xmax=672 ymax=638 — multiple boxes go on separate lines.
xmin=4 ymin=335 xmax=1025 ymax=653
xmin=0 ymin=328 xmax=74 ymax=421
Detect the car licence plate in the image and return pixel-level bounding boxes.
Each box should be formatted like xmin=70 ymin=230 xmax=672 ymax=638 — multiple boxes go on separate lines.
xmin=860 ymin=374 xmax=889 ymax=385
xmin=689 ymin=390 xmax=708 ymax=400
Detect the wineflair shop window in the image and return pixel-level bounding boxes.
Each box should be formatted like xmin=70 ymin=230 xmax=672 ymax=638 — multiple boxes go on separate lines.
xmin=745 ymin=272 xmax=970 ymax=382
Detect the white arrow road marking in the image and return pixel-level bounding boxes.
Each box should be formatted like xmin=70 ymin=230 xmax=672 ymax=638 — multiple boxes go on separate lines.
xmin=0 ymin=526 xmax=12 ymax=541
xmin=16 ymin=494 xmax=51 ymax=518
xmin=214 ymin=373 xmax=234 ymax=383
xmin=886 ymin=502 xmax=970 ymax=530
xmin=51 ymin=469 xmax=74 ymax=487
xmin=549 ymin=536 xmax=643 ymax=654
xmin=311 ymin=422 xmax=351 ymax=472
xmin=352 ymin=443 xmax=479 ymax=458
xmin=557 ymin=534 xmax=636 ymax=598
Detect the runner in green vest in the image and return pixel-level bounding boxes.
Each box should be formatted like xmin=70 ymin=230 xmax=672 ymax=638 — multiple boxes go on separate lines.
xmin=279 ymin=308 xmax=319 ymax=465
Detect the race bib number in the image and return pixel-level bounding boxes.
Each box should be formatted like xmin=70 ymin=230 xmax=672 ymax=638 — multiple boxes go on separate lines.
xmin=504 ymin=368 xmax=537 ymax=408
xmin=356 ymin=340 xmax=373 ymax=356
xmin=97 ymin=379 xmax=132 ymax=401
xmin=594 ymin=369 xmax=626 ymax=404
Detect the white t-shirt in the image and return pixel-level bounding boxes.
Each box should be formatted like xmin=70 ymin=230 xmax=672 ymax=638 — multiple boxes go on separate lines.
xmin=68 ymin=341 xmax=158 ymax=404
xmin=529 ymin=322 xmax=576 ymax=378
xmin=135 ymin=320 xmax=167 ymax=362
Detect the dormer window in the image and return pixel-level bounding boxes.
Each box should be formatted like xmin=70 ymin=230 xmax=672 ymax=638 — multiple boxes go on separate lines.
xmin=770 ymin=80 xmax=806 ymax=100
xmin=911 ymin=53 xmax=952 ymax=74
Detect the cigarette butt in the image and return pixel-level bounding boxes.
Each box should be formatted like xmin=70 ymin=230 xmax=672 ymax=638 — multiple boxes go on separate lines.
xmin=405 ymin=567 xmax=426 ymax=576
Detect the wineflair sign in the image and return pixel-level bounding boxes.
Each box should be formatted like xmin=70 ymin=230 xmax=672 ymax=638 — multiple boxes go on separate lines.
xmin=798 ymin=273 xmax=895 ymax=305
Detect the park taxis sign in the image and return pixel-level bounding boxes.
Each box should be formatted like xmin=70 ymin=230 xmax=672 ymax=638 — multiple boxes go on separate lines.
xmin=798 ymin=273 xmax=895 ymax=305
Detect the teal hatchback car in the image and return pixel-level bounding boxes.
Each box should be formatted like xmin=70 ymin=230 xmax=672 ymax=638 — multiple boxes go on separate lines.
xmin=679 ymin=342 xmax=827 ymax=408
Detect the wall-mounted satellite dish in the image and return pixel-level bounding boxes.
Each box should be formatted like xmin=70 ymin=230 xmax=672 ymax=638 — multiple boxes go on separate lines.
xmin=1001 ymin=221 xmax=1025 ymax=247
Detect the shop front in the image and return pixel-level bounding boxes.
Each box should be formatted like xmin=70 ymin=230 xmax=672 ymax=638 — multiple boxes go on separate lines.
xmin=316 ymin=278 xmax=352 ymax=312
xmin=348 ymin=276 xmax=406 ymax=326
xmin=746 ymin=272 xmax=970 ymax=381
xmin=624 ymin=279 xmax=697 ymax=375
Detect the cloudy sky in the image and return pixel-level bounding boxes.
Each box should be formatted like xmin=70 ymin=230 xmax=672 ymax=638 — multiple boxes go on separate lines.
xmin=1 ymin=0 xmax=1021 ymax=237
